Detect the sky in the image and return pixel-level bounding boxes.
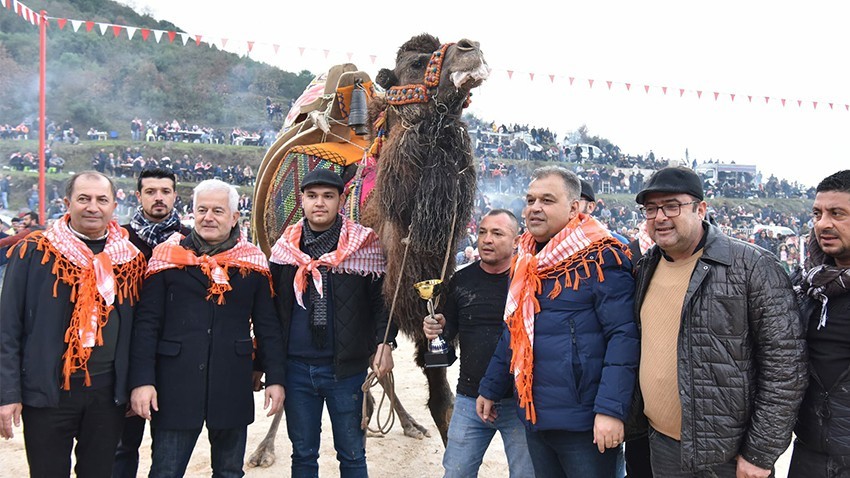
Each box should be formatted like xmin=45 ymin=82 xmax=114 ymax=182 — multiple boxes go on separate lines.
xmin=114 ymin=0 xmax=850 ymax=187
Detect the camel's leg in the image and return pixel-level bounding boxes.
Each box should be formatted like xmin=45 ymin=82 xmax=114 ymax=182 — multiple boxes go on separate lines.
xmin=246 ymin=407 xmax=283 ymax=468
xmin=371 ymin=374 xmax=431 ymax=439
xmin=425 ymin=365 xmax=455 ymax=446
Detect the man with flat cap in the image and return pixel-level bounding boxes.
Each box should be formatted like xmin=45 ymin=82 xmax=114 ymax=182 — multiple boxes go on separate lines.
xmin=579 ymin=179 xmax=629 ymax=245
xmin=628 ymin=166 xmax=807 ymax=477
xmin=269 ymin=168 xmax=396 ymax=477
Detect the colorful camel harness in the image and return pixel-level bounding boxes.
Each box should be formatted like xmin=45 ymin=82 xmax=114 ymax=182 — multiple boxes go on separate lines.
xmin=385 ymin=43 xmax=472 ymax=108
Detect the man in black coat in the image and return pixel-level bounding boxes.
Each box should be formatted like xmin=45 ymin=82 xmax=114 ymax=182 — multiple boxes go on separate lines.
xmin=114 ymin=167 xmax=191 ymax=478
xmin=269 ymin=168 xmax=396 ymax=477
xmin=789 ymin=170 xmax=850 ymax=477
xmin=129 ymin=179 xmax=285 ymax=477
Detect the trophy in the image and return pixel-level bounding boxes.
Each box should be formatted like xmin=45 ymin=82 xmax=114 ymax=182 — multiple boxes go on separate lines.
xmin=414 ymin=279 xmax=457 ymax=368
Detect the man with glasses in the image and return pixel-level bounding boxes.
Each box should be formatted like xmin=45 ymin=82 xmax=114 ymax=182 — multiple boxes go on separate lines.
xmin=629 ymin=166 xmax=806 ymax=477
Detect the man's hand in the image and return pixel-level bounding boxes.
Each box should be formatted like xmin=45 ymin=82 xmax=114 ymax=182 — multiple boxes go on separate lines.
xmin=476 ymin=396 xmax=498 ymax=423
xmin=130 ymin=385 xmax=158 ymax=420
xmin=252 ymin=371 xmax=265 ymax=391
xmin=371 ymin=343 xmax=395 ymax=379
xmin=736 ymin=455 xmax=771 ymax=478
xmin=592 ymin=413 xmax=624 ymax=453
xmin=423 ymin=313 xmax=446 ymax=341
xmin=0 ymin=403 xmax=22 ymax=439
xmin=264 ymin=384 xmax=285 ymax=417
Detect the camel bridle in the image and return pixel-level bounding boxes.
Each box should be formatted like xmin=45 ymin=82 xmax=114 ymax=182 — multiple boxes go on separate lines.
xmin=385 ymin=43 xmax=457 ymax=106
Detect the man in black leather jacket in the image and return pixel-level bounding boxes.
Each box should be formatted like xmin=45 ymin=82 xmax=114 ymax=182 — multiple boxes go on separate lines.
xmin=789 ymin=170 xmax=850 ymax=477
xmin=630 ymin=166 xmax=807 ymax=477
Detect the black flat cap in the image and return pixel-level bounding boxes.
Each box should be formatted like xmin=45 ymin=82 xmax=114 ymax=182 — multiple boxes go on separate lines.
xmin=580 ymin=179 xmax=595 ymax=202
xmin=636 ymin=166 xmax=704 ymax=204
xmin=300 ymin=168 xmax=344 ymax=193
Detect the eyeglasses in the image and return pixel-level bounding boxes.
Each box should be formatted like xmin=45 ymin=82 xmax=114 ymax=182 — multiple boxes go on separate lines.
xmin=639 ymin=201 xmax=699 ymax=219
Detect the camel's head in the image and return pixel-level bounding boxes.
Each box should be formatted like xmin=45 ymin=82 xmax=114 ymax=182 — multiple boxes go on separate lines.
xmin=376 ymin=33 xmax=489 ymax=112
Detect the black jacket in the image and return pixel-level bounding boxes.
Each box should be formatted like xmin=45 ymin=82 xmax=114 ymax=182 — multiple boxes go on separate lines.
xmin=0 ymin=236 xmax=141 ymax=408
xmin=271 ymin=263 xmax=395 ymax=380
xmin=129 ymin=265 xmax=285 ymax=430
xmin=629 ymin=224 xmax=807 ymax=471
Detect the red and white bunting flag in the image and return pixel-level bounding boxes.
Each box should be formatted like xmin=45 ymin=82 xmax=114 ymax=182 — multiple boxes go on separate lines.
xmin=548 ymin=74 xmax=555 ymax=83
xmin=323 ymin=49 xmax=329 ymax=58
xmin=781 ymin=99 xmax=786 ymax=107
xmin=141 ymin=28 xmax=150 ymax=41
xmin=625 ymin=83 xmax=631 ymax=91
xmin=730 ymin=93 xmax=735 ymax=102
xmin=765 ymin=97 xmax=770 ymax=104
xmin=697 ymin=91 xmax=702 ymax=99
xmin=126 ymin=26 xmax=136 ymax=39
xmin=248 ymin=41 xmax=255 ymax=53
xmin=15 ymin=2 xmax=20 ymax=16
xmin=813 ymin=101 xmax=818 ymax=109
xmin=97 ymin=23 xmax=108 ymax=35
xmin=0 ymin=0 xmax=6 ymax=10
xmin=85 ymin=21 xmax=94 ymax=32
xmin=166 ymin=31 xmax=176 ymax=43
xmin=569 ymin=77 xmax=575 ymax=85
xmin=507 ymin=70 xmax=513 ymax=79
xmin=644 ymin=85 xmax=650 ymax=94
xmin=299 ymin=47 xmax=305 ymax=56
xmin=846 ymin=105 xmax=849 ymax=111
xmin=829 ymin=103 xmax=834 ymax=110
xmin=370 ymin=55 xmax=376 ymax=64
xmin=662 ymin=86 xmax=667 ymax=95
xmin=529 ymin=72 xmax=534 ymax=81
xmin=588 ymin=79 xmax=594 ymax=88
xmin=57 ymin=17 xmax=67 ymax=29
xmin=112 ymin=25 xmax=123 ymax=37
xmin=747 ymin=95 xmax=753 ymax=103
xmin=220 ymin=38 xmax=228 ymax=48
xmin=797 ymin=99 xmax=802 ymax=107
xmin=153 ymin=29 xmax=163 ymax=43
xmin=346 ymin=52 xmax=353 ymax=61
xmin=679 ymin=88 xmax=685 ymax=97
xmin=273 ymin=44 xmax=280 ymax=54
xmin=713 ymin=92 xmax=719 ymax=101
xmin=195 ymin=35 xmax=202 ymax=46
xmin=606 ymin=80 xmax=612 ymax=90
xmin=70 ymin=19 xmax=82 ymax=32
xmin=179 ymin=32 xmax=190 ymax=45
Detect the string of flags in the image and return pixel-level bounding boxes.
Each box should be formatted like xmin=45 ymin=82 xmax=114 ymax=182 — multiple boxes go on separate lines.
xmin=3 ymin=0 xmax=848 ymax=113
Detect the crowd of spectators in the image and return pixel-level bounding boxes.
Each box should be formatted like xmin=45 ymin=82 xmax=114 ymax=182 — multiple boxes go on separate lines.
xmin=89 ymin=147 xmax=255 ymax=186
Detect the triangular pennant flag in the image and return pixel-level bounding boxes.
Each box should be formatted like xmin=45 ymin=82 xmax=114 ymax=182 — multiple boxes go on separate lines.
xmin=797 ymin=99 xmax=802 ymax=107
xmin=153 ymin=29 xmax=163 ymax=43
xmin=529 ymin=73 xmax=534 ymax=81
xmin=679 ymin=88 xmax=685 ymax=97
xmin=662 ymin=86 xmax=668 ymax=95
xmin=606 ymin=80 xmax=612 ymax=90
xmin=747 ymin=95 xmax=753 ymax=103
xmin=0 ymin=0 xmax=6 ymax=10
xmin=23 ymin=6 xmax=30 ymax=23
xmin=71 ymin=19 xmax=82 ymax=32
xmin=625 ymin=83 xmax=631 ymax=91
xmin=846 ymin=105 xmax=849 ymax=111
xmin=57 ymin=17 xmax=67 ymax=29
xmin=813 ymin=101 xmax=818 ymax=109
xmin=713 ymin=92 xmax=719 ymax=101
xmin=179 ymin=32 xmax=190 ymax=45
xmin=569 ymin=77 xmax=575 ymax=85
xmin=141 ymin=28 xmax=150 ymax=41
xmin=765 ymin=97 xmax=770 ymax=104
xmin=15 ymin=2 xmax=20 ymax=16
xmin=195 ymin=35 xmax=202 ymax=46
xmin=323 ymin=49 xmax=329 ymax=58
xmin=167 ymin=31 xmax=176 ymax=43
xmin=830 ymin=103 xmax=834 ymax=110
xmin=730 ymin=94 xmax=735 ymax=102
xmin=126 ymin=26 xmax=136 ymax=39
xmin=4 ymin=0 xmax=10 ymax=10
xmin=221 ymin=38 xmax=228 ymax=48
xmin=112 ymin=25 xmax=122 ymax=37
xmin=248 ymin=41 xmax=255 ymax=53
xmin=370 ymin=55 xmax=376 ymax=64
xmin=781 ymin=99 xmax=786 ymax=107
xmin=588 ymin=79 xmax=594 ymax=88
xmin=98 ymin=23 xmax=108 ymax=35
xmin=347 ymin=52 xmax=353 ymax=61
xmin=507 ymin=70 xmax=514 ymax=79
xmin=696 ymin=90 xmax=702 ymax=99
xmin=299 ymin=47 xmax=305 ymax=56
xmin=273 ymin=44 xmax=280 ymax=54
xmin=644 ymin=85 xmax=650 ymax=94
xmin=85 ymin=21 xmax=94 ymax=32
xmin=548 ymin=74 xmax=555 ymax=83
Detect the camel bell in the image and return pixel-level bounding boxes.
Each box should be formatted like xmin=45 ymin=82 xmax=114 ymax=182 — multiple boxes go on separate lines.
xmin=348 ymin=78 xmax=369 ymax=136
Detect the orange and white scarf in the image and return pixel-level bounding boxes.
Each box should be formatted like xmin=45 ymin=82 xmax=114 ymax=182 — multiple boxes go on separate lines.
xmin=146 ymin=232 xmax=271 ymax=304
xmin=635 ymin=220 xmax=655 ymax=255
xmin=270 ymin=216 xmax=385 ymax=309
xmin=12 ymin=214 xmax=145 ymax=389
xmin=506 ymin=213 xmax=627 ymax=423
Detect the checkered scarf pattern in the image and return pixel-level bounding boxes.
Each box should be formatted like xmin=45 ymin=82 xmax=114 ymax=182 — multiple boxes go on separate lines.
xmin=635 ymin=220 xmax=655 ymax=254
xmin=270 ymin=215 xmax=385 ymax=309
xmin=505 ymin=213 xmax=626 ymax=423
xmin=146 ymin=231 xmax=271 ymax=304
xmin=129 ymin=206 xmax=183 ymax=249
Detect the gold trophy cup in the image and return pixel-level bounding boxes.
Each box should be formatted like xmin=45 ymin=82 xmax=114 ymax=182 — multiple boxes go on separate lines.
xmin=415 ymin=279 xmax=456 ymax=368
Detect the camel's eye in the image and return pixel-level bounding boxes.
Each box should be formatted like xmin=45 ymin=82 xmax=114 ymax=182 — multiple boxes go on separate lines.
xmin=411 ymin=57 xmax=426 ymax=69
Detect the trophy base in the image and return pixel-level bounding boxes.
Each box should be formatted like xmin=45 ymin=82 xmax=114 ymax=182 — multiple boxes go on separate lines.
xmin=424 ymin=349 xmax=457 ymax=368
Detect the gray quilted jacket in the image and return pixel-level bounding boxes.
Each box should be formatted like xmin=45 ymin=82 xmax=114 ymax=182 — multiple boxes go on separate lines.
xmin=629 ymin=223 xmax=807 ymax=471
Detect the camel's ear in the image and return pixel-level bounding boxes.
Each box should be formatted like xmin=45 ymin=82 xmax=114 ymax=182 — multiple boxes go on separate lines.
xmin=376 ymin=68 xmax=398 ymax=89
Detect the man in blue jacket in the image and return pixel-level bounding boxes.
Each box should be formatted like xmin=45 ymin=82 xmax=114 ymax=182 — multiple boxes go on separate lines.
xmin=477 ymin=166 xmax=639 ymax=477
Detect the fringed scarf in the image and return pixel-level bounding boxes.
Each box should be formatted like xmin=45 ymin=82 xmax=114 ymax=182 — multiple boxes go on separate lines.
xmin=129 ymin=206 xmax=183 ymax=249
xmin=146 ymin=230 xmax=271 ymax=304
xmin=299 ymin=216 xmax=343 ymax=347
xmin=269 ymin=215 xmax=385 ymax=310
xmin=800 ymin=233 xmax=850 ymax=329
xmin=635 ymin=220 xmax=655 ymax=255
xmin=505 ymin=213 xmax=627 ymax=423
xmin=11 ymin=215 xmax=145 ymax=390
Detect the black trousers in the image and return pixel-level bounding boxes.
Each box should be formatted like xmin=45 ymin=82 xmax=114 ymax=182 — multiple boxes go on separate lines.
xmin=626 ymin=434 xmax=654 ymax=477
xmin=113 ymin=415 xmax=147 ymax=478
xmin=22 ymin=385 xmax=125 ymax=478
xmin=789 ymin=438 xmax=850 ymax=478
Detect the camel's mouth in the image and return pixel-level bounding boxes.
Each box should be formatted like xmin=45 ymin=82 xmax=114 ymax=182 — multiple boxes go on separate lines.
xmin=451 ymin=62 xmax=490 ymax=91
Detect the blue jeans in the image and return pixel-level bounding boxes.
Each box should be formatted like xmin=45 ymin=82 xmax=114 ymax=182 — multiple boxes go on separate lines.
xmin=525 ymin=428 xmax=622 ymax=478
xmin=150 ymin=426 xmax=247 ymax=478
xmin=284 ymin=360 xmax=367 ymax=478
xmin=442 ymin=394 xmax=534 ymax=477
xmin=647 ymin=426 xmax=739 ymax=477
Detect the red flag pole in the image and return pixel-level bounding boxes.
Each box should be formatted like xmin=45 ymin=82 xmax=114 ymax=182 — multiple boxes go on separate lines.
xmin=38 ymin=9 xmax=47 ymax=225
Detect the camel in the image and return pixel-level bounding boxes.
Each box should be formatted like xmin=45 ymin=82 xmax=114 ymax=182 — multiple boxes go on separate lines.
xmin=248 ymin=33 xmax=489 ymax=467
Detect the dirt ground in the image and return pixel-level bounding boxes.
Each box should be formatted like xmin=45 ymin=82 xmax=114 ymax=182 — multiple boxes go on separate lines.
xmin=0 ymin=334 xmax=793 ymax=477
